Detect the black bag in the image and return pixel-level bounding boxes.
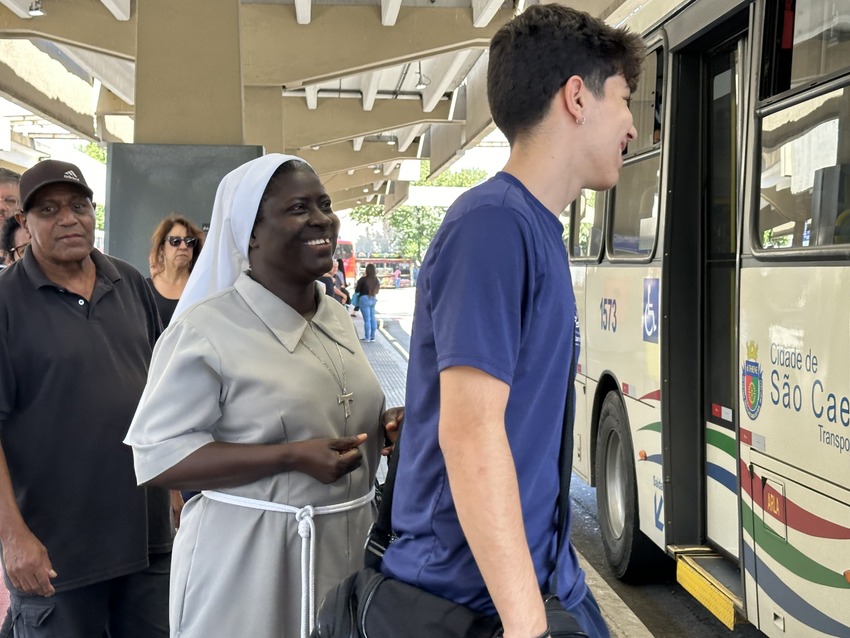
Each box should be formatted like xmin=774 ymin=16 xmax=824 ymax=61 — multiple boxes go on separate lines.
xmin=314 ymin=567 xmax=502 ymax=638
xmin=314 ymin=329 xmax=585 ymax=638
xmin=314 ymin=568 xmax=586 ymax=638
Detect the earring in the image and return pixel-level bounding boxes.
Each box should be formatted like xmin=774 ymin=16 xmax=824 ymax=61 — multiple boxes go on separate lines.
xmin=576 ymin=116 xmax=586 ymax=126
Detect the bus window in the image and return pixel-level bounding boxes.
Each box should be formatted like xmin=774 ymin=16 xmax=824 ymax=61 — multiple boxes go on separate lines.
xmin=757 ymin=85 xmax=850 ymax=249
xmin=628 ymin=48 xmax=664 ymax=154
xmin=761 ymin=0 xmax=850 ymax=100
xmin=608 ymin=46 xmax=663 ymax=260
xmin=609 ymin=154 xmax=661 ymax=258
xmin=568 ymin=189 xmax=605 ymax=260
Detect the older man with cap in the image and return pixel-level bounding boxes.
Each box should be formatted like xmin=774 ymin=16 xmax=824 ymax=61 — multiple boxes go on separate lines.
xmin=0 ymin=160 xmax=170 ymax=637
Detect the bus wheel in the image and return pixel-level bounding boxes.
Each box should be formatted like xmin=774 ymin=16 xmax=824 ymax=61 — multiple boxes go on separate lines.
xmin=595 ymin=391 xmax=655 ymax=582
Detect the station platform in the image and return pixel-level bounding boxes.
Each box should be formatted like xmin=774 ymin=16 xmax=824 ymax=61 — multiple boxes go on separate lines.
xmin=353 ymin=308 xmax=654 ymax=638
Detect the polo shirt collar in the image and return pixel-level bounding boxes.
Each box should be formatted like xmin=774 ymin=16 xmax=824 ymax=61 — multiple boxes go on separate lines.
xmin=233 ymin=271 xmax=356 ymax=355
xmin=22 ymin=248 xmax=120 ymax=290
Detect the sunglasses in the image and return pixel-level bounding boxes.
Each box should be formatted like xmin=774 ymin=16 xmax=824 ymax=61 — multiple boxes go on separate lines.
xmin=166 ymin=236 xmax=198 ymax=248
xmin=12 ymin=243 xmax=29 ymax=261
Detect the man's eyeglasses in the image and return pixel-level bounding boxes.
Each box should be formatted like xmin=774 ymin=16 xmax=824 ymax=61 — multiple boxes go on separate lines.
xmin=12 ymin=243 xmax=29 ymax=261
xmin=166 ymin=236 xmax=198 ymax=248
xmin=2 ymin=197 xmax=20 ymax=210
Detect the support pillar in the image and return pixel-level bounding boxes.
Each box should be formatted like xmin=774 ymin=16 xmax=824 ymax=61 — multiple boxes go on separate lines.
xmin=134 ymin=0 xmax=243 ymax=144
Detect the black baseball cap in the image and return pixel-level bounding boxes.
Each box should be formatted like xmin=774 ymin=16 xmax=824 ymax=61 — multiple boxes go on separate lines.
xmin=19 ymin=160 xmax=94 ymax=212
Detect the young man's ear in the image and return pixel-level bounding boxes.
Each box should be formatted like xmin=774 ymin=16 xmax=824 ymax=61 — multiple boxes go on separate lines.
xmin=562 ymin=75 xmax=586 ymax=123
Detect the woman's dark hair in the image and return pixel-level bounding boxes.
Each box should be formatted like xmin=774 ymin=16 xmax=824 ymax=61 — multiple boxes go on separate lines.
xmin=149 ymin=214 xmax=205 ymax=276
xmin=336 ymin=258 xmax=346 ymax=285
xmin=362 ymin=263 xmax=380 ymax=296
xmin=1 ymin=215 xmax=21 ymax=256
xmin=488 ymin=4 xmax=645 ymax=144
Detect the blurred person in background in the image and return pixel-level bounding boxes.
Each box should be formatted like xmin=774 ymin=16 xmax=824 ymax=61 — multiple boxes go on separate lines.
xmin=354 ymin=263 xmax=380 ymax=341
xmin=1 ymin=216 xmax=29 ymax=267
xmin=147 ymin=215 xmax=204 ymax=327
xmin=0 ymin=169 xmax=21 ymax=266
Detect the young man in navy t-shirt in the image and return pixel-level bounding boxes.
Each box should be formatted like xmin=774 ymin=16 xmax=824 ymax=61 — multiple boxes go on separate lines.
xmin=381 ymin=6 xmax=645 ymax=638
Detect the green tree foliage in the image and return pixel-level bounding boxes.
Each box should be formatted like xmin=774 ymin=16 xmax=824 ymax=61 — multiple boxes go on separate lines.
xmin=348 ymin=162 xmax=488 ymax=260
xmin=77 ymin=142 xmax=107 ymax=164
xmin=414 ymin=160 xmax=487 ymax=187
xmin=95 ymin=204 xmax=105 ymax=231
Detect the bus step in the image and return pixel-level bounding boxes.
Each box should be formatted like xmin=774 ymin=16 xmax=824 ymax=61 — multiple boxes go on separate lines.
xmin=669 ymin=546 xmax=745 ymax=630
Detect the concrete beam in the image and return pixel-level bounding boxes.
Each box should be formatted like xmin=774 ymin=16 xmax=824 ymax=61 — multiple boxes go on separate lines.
xmin=396 ymin=123 xmax=424 ymax=152
xmin=95 ymin=83 xmax=132 ymax=115
xmin=295 ymin=0 xmax=311 ymax=24
xmin=305 ymin=85 xmax=318 ymax=110
xmin=381 ymin=0 xmax=402 ymax=26
xmin=384 ymin=179 xmax=409 ymax=214
xmin=280 ymin=97 xmax=451 ymax=149
xmin=472 ymin=0 xmax=504 ymax=28
xmin=329 ymin=184 xmax=384 ymax=206
xmin=0 ymin=2 xmax=135 ymax=60
xmin=361 ymin=71 xmax=381 ymax=111
xmin=295 ymin=142 xmax=418 ymax=177
xmin=322 ymin=166 xmax=399 ymax=193
xmin=100 ymin=0 xmax=131 ymax=21
xmin=244 ymin=86 xmax=283 ymax=153
xmin=333 ymin=194 xmax=379 ymax=211
xmin=0 ymin=39 xmax=97 ymax=140
xmin=241 ymin=5 xmax=512 ymax=88
xmin=54 ymin=42 xmax=135 ymax=106
xmin=0 ymin=1 xmax=30 ymax=20
xmin=135 ymin=0 xmax=243 ymax=145
xmin=422 ymin=50 xmax=477 ymax=113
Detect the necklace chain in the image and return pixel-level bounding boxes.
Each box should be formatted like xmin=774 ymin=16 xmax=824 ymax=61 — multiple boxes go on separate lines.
xmin=300 ymin=323 xmax=354 ymax=419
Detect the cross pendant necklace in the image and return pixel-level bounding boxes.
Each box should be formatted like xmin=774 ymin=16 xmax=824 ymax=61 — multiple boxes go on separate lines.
xmin=300 ymin=323 xmax=354 ymax=419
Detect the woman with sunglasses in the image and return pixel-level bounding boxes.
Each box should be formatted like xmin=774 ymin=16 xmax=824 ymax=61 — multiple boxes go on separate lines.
xmin=147 ymin=215 xmax=204 ymax=327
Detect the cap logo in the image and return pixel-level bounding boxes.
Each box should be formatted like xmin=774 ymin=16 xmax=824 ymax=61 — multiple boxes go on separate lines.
xmin=63 ymin=170 xmax=80 ymax=181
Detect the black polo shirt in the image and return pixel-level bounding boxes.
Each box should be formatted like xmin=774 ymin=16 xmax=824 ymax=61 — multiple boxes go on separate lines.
xmin=0 ymin=248 xmax=167 ymax=592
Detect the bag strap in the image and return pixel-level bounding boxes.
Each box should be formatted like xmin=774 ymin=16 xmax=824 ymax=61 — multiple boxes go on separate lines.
xmin=552 ymin=311 xmax=580 ymax=592
xmin=364 ymin=422 xmax=403 ymax=569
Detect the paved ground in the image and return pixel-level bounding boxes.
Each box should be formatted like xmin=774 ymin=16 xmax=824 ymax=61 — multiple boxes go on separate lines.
xmin=353 ymin=291 xmax=654 ymax=638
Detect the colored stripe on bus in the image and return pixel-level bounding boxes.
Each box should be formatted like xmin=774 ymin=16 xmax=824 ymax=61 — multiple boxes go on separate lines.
xmin=741 ymin=462 xmax=850 ymax=540
xmin=742 ymin=501 xmax=850 ymax=589
xmin=742 ymin=542 xmax=850 ymax=636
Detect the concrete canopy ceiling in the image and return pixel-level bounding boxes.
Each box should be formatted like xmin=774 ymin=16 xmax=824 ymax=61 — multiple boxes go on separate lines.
xmin=0 ymin=0 xmax=616 ymax=210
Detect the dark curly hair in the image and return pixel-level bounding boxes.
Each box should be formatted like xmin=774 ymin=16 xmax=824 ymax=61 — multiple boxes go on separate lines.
xmin=488 ymin=4 xmax=646 ymax=144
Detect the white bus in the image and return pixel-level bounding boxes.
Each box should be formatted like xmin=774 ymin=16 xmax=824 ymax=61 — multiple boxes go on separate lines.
xmin=563 ymin=1 xmax=850 ymax=636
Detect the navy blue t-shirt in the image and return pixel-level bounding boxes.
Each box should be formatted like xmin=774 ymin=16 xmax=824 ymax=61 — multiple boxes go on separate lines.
xmin=382 ymin=172 xmax=586 ymax=613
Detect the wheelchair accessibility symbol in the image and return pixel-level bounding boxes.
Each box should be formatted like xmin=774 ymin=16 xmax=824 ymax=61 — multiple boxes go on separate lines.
xmin=643 ymin=278 xmax=659 ymax=343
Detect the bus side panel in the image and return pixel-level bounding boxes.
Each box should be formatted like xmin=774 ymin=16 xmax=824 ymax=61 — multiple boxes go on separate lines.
xmin=571 ymin=264 xmax=592 ymax=482
xmin=740 ymin=266 xmax=850 ymax=636
xmin=627 ymin=395 xmax=665 ymax=551
xmin=584 ymin=264 xmax=664 ymax=550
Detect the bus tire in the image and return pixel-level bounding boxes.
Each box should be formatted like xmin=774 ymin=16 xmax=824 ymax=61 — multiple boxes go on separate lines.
xmin=595 ymin=391 xmax=655 ymax=582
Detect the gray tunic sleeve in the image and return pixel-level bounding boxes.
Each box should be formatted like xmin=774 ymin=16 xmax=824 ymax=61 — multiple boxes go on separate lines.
xmin=125 ymin=320 xmax=223 ymax=484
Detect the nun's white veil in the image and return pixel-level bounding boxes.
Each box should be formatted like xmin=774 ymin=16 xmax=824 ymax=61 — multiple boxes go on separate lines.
xmin=172 ymin=153 xmax=309 ymax=320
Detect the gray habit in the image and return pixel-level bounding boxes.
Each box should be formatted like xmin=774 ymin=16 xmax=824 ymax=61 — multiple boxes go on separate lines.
xmin=126 ymin=273 xmax=385 ymax=637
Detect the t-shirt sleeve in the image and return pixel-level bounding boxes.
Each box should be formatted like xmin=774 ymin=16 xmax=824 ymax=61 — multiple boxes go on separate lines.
xmin=124 ymin=319 xmax=223 ymax=484
xmin=430 ymin=206 xmax=531 ymax=385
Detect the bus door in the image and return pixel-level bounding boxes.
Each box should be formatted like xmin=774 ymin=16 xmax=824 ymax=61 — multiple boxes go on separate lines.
xmin=702 ymin=36 xmax=745 ymax=560
xmin=663 ymin=4 xmax=750 ymax=626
